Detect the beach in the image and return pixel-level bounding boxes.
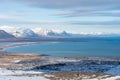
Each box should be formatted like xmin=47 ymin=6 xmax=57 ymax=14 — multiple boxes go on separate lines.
xmin=0 ymin=42 xmax=120 ymax=80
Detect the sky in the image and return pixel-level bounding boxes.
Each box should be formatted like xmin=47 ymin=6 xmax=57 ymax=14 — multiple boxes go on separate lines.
xmin=0 ymin=0 xmax=120 ymax=34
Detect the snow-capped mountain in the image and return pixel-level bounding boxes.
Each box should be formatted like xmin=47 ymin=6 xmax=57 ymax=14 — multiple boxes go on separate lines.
xmin=0 ymin=30 xmax=15 ymax=39
xmin=0 ymin=27 xmax=39 ymax=38
xmin=0 ymin=26 xmax=120 ymax=39
xmin=32 ymin=28 xmax=70 ymax=38
xmin=0 ymin=26 xmax=71 ymax=38
xmin=12 ymin=29 xmax=39 ymax=38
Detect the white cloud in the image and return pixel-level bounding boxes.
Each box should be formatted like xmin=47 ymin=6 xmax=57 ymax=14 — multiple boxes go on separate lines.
xmin=0 ymin=14 xmax=20 ymax=19
xmin=16 ymin=0 xmax=120 ymax=9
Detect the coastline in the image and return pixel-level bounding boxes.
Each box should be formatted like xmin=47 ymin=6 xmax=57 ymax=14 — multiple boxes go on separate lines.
xmin=0 ymin=42 xmax=120 ymax=80
xmin=0 ymin=42 xmax=39 ymax=51
xmin=0 ymin=41 xmax=58 ymax=52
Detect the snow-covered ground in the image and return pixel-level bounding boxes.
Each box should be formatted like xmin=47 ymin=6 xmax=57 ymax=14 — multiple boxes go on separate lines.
xmin=105 ymin=65 xmax=120 ymax=74
xmin=0 ymin=68 xmax=42 ymax=75
xmin=30 ymin=59 xmax=120 ymax=75
xmin=75 ymin=76 xmax=120 ymax=80
xmin=103 ymin=76 xmax=120 ymax=80
xmin=0 ymin=68 xmax=120 ymax=80
xmin=0 ymin=76 xmax=48 ymax=80
xmin=0 ymin=52 xmax=120 ymax=80
xmin=0 ymin=62 xmax=120 ymax=80
xmin=0 ymin=68 xmax=49 ymax=80
xmin=87 ymin=76 xmax=120 ymax=80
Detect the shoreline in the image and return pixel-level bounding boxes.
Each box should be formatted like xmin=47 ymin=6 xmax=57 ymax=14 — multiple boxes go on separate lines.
xmin=0 ymin=41 xmax=58 ymax=51
xmin=1 ymin=41 xmax=120 ymax=58
xmin=0 ymin=42 xmax=40 ymax=51
xmin=0 ymin=51 xmax=120 ymax=80
xmin=1 ymin=41 xmax=120 ymax=61
xmin=0 ymin=42 xmax=120 ymax=80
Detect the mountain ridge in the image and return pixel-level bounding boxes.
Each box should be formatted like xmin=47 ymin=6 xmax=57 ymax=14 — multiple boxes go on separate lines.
xmin=0 ymin=30 xmax=15 ymax=39
xmin=0 ymin=26 xmax=120 ymax=39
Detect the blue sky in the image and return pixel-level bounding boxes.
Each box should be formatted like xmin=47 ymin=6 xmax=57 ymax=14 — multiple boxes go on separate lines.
xmin=0 ymin=0 xmax=120 ymax=33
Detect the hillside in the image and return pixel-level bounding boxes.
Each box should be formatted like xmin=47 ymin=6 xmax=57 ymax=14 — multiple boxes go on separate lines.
xmin=0 ymin=30 xmax=15 ymax=39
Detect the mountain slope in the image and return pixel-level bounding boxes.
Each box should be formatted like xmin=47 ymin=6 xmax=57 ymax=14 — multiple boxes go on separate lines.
xmin=0 ymin=26 xmax=71 ymax=38
xmin=12 ymin=29 xmax=39 ymax=38
xmin=0 ymin=30 xmax=15 ymax=39
xmin=0 ymin=26 xmax=120 ymax=39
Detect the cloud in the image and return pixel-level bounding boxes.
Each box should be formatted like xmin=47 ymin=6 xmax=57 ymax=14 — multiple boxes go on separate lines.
xmin=70 ymin=20 xmax=120 ymax=25
xmin=1 ymin=0 xmax=120 ymax=17
xmin=15 ymin=0 xmax=120 ymax=9
xmin=0 ymin=14 xmax=20 ymax=19
xmin=0 ymin=19 xmax=69 ymax=26
xmin=2 ymin=0 xmax=119 ymax=11
xmin=55 ymin=10 xmax=120 ymax=17
xmin=1 ymin=0 xmax=120 ymax=26
xmin=12 ymin=0 xmax=120 ymax=17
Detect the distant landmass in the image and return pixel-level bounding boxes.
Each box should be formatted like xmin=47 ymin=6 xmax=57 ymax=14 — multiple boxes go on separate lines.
xmin=0 ymin=26 xmax=120 ymax=41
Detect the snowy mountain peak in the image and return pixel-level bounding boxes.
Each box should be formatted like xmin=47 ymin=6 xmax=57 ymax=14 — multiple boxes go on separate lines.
xmin=0 ymin=26 xmax=71 ymax=38
xmin=0 ymin=30 xmax=15 ymax=39
xmin=14 ymin=29 xmax=39 ymax=38
xmin=0 ymin=26 xmax=120 ymax=39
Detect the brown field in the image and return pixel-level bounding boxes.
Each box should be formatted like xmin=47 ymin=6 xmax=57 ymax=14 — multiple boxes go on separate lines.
xmin=0 ymin=51 xmax=42 ymax=69
xmin=46 ymin=72 xmax=120 ymax=80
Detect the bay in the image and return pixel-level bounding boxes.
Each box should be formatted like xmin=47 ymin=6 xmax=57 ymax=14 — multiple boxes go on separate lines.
xmin=5 ymin=41 xmax=120 ymax=57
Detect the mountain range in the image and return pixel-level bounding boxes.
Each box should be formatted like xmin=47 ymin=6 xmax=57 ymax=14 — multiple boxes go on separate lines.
xmin=0 ymin=26 xmax=71 ymax=39
xmin=0 ymin=26 xmax=120 ymax=39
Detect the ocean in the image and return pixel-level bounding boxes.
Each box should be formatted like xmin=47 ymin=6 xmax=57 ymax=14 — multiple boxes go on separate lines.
xmin=4 ymin=39 xmax=120 ymax=57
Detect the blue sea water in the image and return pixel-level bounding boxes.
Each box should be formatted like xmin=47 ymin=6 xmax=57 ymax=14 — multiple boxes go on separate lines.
xmin=5 ymin=40 xmax=120 ymax=57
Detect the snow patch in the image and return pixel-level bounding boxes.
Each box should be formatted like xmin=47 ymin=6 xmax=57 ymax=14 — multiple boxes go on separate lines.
xmin=105 ymin=65 xmax=120 ymax=75
xmin=0 ymin=68 xmax=48 ymax=80
xmin=0 ymin=76 xmax=48 ymax=80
